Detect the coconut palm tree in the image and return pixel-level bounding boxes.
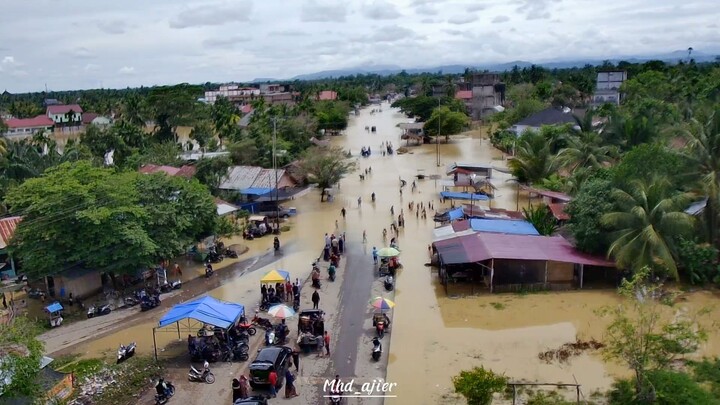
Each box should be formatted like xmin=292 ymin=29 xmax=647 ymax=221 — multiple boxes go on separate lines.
xmin=678 ymin=105 xmax=720 ymax=248
xmin=557 ymin=131 xmax=617 ymax=171
xmin=444 ymin=75 xmax=456 ymax=98
xmin=601 ymin=177 xmax=695 ymax=280
xmin=507 ymin=130 xmax=558 ymax=184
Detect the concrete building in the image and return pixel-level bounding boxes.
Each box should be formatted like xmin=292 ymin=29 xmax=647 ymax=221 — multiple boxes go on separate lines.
xmin=592 ymin=70 xmax=627 ymax=106
xmin=47 ymin=104 xmax=83 ymax=125
xmin=470 ymin=73 xmax=505 ymax=120
xmin=204 ymin=85 xmax=260 ymax=104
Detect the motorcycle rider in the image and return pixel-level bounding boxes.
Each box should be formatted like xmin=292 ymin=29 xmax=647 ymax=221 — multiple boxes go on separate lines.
xmin=328 ymin=263 xmax=336 ymax=280
xmin=155 ymin=377 xmax=169 ymax=399
xmin=273 ymin=237 xmax=280 ymax=251
xmin=205 ymin=262 xmax=213 ymax=276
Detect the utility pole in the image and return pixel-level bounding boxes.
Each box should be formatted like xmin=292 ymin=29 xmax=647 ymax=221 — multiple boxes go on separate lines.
xmin=273 ymin=118 xmax=280 ymax=234
xmin=436 ymin=97 xmax=441 ymax=167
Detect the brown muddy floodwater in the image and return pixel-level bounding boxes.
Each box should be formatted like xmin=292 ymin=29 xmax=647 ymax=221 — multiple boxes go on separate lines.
xmin=62 ymin=105 xmax=720 ymax=404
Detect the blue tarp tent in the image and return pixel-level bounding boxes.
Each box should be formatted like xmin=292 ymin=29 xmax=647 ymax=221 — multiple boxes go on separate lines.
xmin=448 ymin=207 xmax=464 ymax=221
xmin=240 ymin=187 xmax=273 ymax=196
xmin=469 ymin=218 xmax=540 ymax=235
xmin=45 ymin=302 xmax=63 ymax=313
xmin=158 ymin=296 xmax=244 ymax=329
xmin=440 ymin=191 xmax=490 ymax=201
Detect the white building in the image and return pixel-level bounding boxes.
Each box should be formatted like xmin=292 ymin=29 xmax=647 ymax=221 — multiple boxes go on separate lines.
xmin=47 ymin=104 xmax=83 ymax=124
xmin=592 ymin=71 xmax=627 ymax=106
xmin=204 ymin=85 xmax=260 ymax=104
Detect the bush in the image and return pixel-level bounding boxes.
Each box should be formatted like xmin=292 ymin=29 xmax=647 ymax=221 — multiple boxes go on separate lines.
xmin=609 ymin=370 xmax=716 ymax=405
xmin=690 ymin=358 xmax=720 ymax=398
xmin=676 ymin=238 xmax=720 ymax=285
xmin=490 ymin=129 xmax=517 ymax=153
xmin=452 ymin=366 xmax=508 ymax=405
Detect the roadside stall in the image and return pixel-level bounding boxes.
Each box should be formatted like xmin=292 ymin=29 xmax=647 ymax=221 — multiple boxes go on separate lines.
xmin=45 ymin=302 xmax=64 ymax=327
xmin=153 ymin=295 xmax=245 ymax=361
xmin=259 ymin=270 xmax=291 ymax=310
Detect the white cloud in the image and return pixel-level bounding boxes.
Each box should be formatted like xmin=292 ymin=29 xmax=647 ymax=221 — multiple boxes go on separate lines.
xmin=448 ymin=14 xmax=478 ymax=25
xmin=363 ymin=0 xmax=402 ymax=20
xmin=170 ymin=1 xmax=253 ymax=28
xmin=1 ymin=56 xmax=15 ymax=64
xmin=98 ymin=20 xmax=128 ymax=35
xmin=301 ymin=1 xmax=347 ymax=22
xmin=1 ymin=0 xmax=719 ymax=92
xmin=119 ymin=66 xmax=135 ymax=75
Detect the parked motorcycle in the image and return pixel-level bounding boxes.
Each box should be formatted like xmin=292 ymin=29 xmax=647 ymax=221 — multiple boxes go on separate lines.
xmin=371 ymin=337 xmax=382 ymax=361
xmin=237 ymin=322 xmax=257 ymax=336
xmin=155 ymin=381 xmax=175 ymax=405
xmin=224 ymin=248 xmax=238 ymax=258
xmin=124 ymin=296 xmax=139 ymax=307
xmin=160 ymin=280 xmax=182 ymax=293
xmin=292 ymin=295 xmax=300 ymax=311
xmin=140 ymin=295 xmax=161 ymax=312
xmin=330 ymin=392 xmax=342 ymax=404
xmin=117 ymin=342 xmax=136 ymax=364
xmin=383 ymin=275 xmax=394 ymax=291
xmin=27 ymin=288 xmax=46 ymax=299
xmin=252 ymin=315 xmax=273 ymax=329
xmin=189 ymin=361 xmax=215 ymax=384
xmin=265 ymin=327 xmax=278 ymax=346
xmin=228 ymin=341 xmax=250 ymax=361
xmin=87 ymin=304 xmax=112 ymax=318
xmin=312 ymin=278 xmax=322 ymax=289
xmin=207 ymin=247 xmax=223 ymax=263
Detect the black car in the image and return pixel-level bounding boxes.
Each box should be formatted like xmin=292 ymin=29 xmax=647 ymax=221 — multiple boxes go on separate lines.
xmin=249 ymin=346 xmax=292 ymax=389
xmin=233 ymin=396 xmax=269 ymax=405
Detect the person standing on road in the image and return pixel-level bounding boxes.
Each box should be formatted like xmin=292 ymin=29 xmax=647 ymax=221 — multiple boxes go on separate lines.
xmin=372 ymin=247 xmax=378 ymax=264
xmin=363 ymin=230 xmax=367 ymax=243
xmin=293 ymin=280 xmax=299 ymax=299
xmin=312 ymin=290 xmax=320 ymax=309
xmin=358 ymin=196 xmax=362 ymax=207
xmin=341 ymin=207 xmax=346 ymax=219
xmin=285 ymin=369 xmax=298 ymax=398
xmin=268 ymin=368 xmax=278 ymax=398
xmin=292 ymin=349 xmax=300 ymax=372
xmin=238 ymin=375 xmax=249 ymax=399
xmin=286 ymin=279 xmax=293 ymax=301
xmin=323 ymin=331 xmax=331 ymax=356
xmin=232 ymin=378 xmax=242 ymax=402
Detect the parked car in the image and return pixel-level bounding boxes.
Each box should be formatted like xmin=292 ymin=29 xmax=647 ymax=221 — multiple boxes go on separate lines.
xmin=249 ymin=346 xmax=292 ymax=389
xmin=233 ymin=397 xmax=269 ymax=405
xmin=255 ymin=203 xmax=293 ymax=218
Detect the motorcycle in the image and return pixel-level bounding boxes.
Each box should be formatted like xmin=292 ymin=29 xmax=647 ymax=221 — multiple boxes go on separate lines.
xmin=155 ymin=381 xmax=175 ymax=405
xmin=328 ymin=266 xmax=336 ymax=282
xmin=124 ymin=296 xmax=139 ymax=307
xmin=228 ymin=341 xmax=250 ymax=361
xmin=330 ymin=392 xmax=342 ymax=404
xmin=371 ymin=338 xmax=382 ymax=361
xmin=207 ymin=246 xmax=223 ymax=263
xmin=383 ymin=275 xmax=394 ymax=291
xmin=205 ymin=264 xmax=214 ymax=278
xmin=252 ymin=315 xmax=273 ymax=329
xmin=292 ymin=295 xmax=300 ymax=311
xmin=312 ymin=278 xmax=322 ymax=289
xmin=117 ymin=342 xmax=136 ymax=364
xmin=140 ymin=295 xmax=161 ymax=312
xmin=87 ymin=303 xmax=112 ymax=318
xmin=224 ymin=248 xmax=238 ymax=258
xmin=160 ymin=280 xmax=182 ymax=293
xmin=189 ymin=361 xmax=215 ymax=384
xmin=27 ymin=288 xmax=46 ymax=299
xmin=237 ymin=322 xmax=257 ymax=336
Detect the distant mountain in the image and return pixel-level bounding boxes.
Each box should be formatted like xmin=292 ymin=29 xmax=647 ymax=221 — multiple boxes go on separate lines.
xmin=279 ymin=50 xmax=718 ymax=81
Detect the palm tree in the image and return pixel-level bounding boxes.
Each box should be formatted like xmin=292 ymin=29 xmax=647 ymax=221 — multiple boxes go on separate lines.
xmin=678 ymin=105 xmax=720 ymax=248
xmin=444 ymin=75 xmax=456 ymax=98
xmin=601 ymin=177 xmax=695 ymax=280
xmin=557 ymin=131 xmax=617 ymax=171
xmin=604 ymin=112 xmax=659 ymax=150
xmin=507 ymin=130 xmax=558 ymax=184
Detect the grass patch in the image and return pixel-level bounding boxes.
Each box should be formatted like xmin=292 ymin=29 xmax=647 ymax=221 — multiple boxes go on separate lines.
xmin=490 ymin=302 xmax=506 ymax=310
xmin=54 ymin=354 xmax=105 ymax=380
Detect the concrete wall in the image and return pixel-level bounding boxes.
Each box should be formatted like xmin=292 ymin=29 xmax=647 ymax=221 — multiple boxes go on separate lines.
xmin=55 ymin=271 xmax=103 ymax=299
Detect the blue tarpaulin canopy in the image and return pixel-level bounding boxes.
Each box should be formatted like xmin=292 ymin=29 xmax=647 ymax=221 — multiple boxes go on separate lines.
xmin=448 ymin=207 xmax=464 ymax=221
xmin=440 ymin=191 xmax=490 ymax=201
xmin=240 ymin=187 xmax=273 ymax=196
xmin=45 ymin=302 xmax=63 ymax=313
xmin=470 ymin=218 xmax=540 ymax=235
xmin=158 ymin=296 xmax=244 ymax=329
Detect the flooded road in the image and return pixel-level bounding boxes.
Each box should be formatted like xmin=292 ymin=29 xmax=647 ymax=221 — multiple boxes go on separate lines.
xmin=50 ymin=104 xmax=720 ymax=404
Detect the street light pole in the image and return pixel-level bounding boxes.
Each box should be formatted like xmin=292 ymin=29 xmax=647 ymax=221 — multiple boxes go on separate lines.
xmin=273 ymin=118 xmax=279 ymax=234
xmin=436 ymin=98 xmax=441 ymax=167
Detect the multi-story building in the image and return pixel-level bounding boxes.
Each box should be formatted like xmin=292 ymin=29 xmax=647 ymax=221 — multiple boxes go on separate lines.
xmin=204 ymin=85 xmax=260 ymax=104
xmin=592 ymin=70 xmax=627 ymax=106
xmin=470 ymin=73 xmax=505 ymax=120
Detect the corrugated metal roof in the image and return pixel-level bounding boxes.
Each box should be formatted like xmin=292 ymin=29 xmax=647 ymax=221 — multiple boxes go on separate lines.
xmin=434 ymin=233 xmax=613 ymax=266
xmin=519 ymin=185 xmax=572 ymax=202
xmin=46 ymin=104 xmax=83 ymax=115
xmin=219 ymin=166 xmax=263 ymax=190
xmin=549 ymin=203 xmax=570 ymax=221
xmin=469 ymin=218 xmax=540 ymax=235
xmin=0 ymin=216 xmax=21 ymax=249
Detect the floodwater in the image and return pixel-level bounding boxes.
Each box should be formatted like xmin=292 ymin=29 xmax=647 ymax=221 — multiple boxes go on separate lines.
xmin=57 ymin=104 xmax=720 ymax=404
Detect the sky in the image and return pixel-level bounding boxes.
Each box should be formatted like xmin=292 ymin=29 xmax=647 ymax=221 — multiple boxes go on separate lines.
xmin=0 ymin=0 xmax=719 ymax=93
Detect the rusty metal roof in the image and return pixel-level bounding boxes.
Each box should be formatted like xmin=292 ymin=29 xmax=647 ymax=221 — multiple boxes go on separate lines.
xmin=0 ymin=216 xmax=21 ymax=249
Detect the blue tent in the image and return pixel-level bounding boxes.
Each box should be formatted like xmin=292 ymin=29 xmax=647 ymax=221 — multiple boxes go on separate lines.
xmin=448 ymin=207 xmax=464 ymax=221
xmin=440 ymin=191 xmax=490 ymax=201
xmin=158 ymin=296 xmax=244 ymax=329
xmin=45 ymin=302 xmax=63 ymax=313
xmin=469 ymin=218 xmax=540 ymax=235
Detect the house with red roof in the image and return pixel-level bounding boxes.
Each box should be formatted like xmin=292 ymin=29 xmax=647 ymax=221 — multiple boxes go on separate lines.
xmin=2 ymin=115 xmax=55 ymax=138
xmin=47 ymin=104 xmax=83 ymax=126
xmin=138 ymin=164 xmax=197 ymax=179
xmin=317 ymin=90 xmax=338 ymax=101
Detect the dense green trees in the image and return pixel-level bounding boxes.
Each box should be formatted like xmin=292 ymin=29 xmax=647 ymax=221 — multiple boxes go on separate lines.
xmin=423 ymin=106 xmax=469 ymax=140
xmin=0 ymin=317 xmax=44 ymax=398
xmin=298 ymin=146 xmax=356 ymax=201
xmin=6 ymin=161 xmax=216 ymax=279
xmin=508 ymin=130 xmax=558 ymax=184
